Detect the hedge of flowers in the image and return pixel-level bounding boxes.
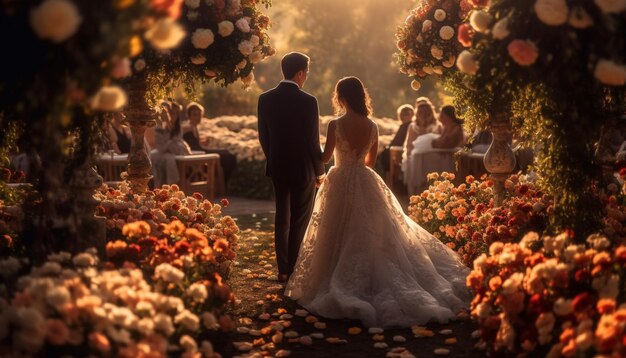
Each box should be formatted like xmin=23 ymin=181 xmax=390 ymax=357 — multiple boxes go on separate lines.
xmin=197 ymin=115 xmax=401 ymax=199
xmin=0 ymin=248 xmax=229 ymax=357
xmin=96 ymin=182 xmax=238 ymax=278
xmin=408 ymin=172 xmax=552 ymax=266
xmin=467 ymin=231 xmax=626 ymax=357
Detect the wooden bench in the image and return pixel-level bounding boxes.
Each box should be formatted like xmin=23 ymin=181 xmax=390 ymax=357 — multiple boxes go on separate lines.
xmin=96 ymin=153 xmax=225 ymax=199
xmin=175 ymin=153 xmax=224 ymax=199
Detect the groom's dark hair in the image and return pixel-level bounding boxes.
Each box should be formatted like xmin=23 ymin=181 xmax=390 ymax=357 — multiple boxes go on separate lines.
xmin=281 ymin=52 xmax=310 ymax=79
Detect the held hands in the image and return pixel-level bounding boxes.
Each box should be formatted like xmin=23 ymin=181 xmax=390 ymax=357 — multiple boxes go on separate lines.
xmin=316 ymin=175 xmax=326 ymax=188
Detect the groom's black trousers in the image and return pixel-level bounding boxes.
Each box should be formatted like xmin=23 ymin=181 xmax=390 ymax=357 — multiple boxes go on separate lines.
xmin=272 ymin=178 xmax=316 ymax=275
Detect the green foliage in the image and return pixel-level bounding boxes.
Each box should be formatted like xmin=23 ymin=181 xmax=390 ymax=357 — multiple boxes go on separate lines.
xmin=228 ymin=160 xmax=273 ymax=199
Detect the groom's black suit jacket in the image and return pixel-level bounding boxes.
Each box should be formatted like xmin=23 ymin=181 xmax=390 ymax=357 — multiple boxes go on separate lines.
xmin=257 ymin=82 xmax=325 ymax=184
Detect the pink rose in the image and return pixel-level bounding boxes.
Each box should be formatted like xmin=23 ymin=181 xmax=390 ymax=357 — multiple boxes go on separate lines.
xmin=457 ymin=23 xmax=473 ymax=47
xmin=507 ymin=39 xmax=539 ymax=66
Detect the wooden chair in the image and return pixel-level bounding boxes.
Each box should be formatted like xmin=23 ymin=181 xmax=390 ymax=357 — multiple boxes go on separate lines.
xmin=95 ymin=153 xmax=128 ymax=186
xmin=175 ymin=153 xmax=222 ymax=199
xmin=387 ymin=146 xmax=404 ymax=192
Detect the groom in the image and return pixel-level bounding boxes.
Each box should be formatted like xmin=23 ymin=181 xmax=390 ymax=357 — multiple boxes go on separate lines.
xmin=257 ymin=52 xmax=325 ymax=283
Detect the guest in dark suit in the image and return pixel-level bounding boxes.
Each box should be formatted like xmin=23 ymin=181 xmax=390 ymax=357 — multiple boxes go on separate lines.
xmin=257 ymin=52 xmax=325 ymax=282
xmin=183 ymin=102 xmax=238 ymax=189
xmin=380 ymin=104 xmax=414 ymax=173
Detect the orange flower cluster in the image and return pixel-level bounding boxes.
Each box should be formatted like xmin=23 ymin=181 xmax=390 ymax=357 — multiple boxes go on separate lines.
xmin=96 ymin=182 xmax=239 ymax=278
xmin=408 ymin=173 xmax=551 ymax=265
xmin=469 ymin=232 xmax=626 ymax=356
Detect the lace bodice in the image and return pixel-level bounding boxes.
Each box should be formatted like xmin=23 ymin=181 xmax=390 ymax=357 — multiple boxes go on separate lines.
xmin=334 ymin=120 xmax=376 ymax=167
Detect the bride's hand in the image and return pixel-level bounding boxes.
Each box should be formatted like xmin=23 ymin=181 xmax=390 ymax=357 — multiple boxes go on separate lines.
xmin=316 ymin=175 xmax=326 ymax=188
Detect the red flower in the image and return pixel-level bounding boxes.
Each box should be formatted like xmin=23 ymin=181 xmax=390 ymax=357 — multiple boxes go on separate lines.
xmin=193 ymin=192 xmax=204 ymax=200
xmin=174 ymin=241 xmax=191 ymax=254
xmin=150 ymin=0 xmax=183 ymax=19
xmin=614 ymin=246 xmax=626 ymax=264
xmin=220 ymin=198 xmax=229 ymax=207
xmin=575 ymin=269 xmax=590 ymax=282
xmin=572 ymin=292 xmax=594 ymax=312
xmin=457 ymin=24 xmax=473 ymax=47
xmin=518 ymin=185 xmax=529 ymax=195
xmin=527 ymin=294 xmax=543 ymax=312
xmin=141 ymin=212 xmax=154 ymax=220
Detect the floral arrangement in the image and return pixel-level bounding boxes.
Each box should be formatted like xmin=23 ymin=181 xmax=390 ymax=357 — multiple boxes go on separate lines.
xmin=95 ymin=182 xmax=239 ymax=277
xmin=438 ymin=0 xmax=626 ymax=236
xmin=467 ymin=231 xmax=626 ymax=356
xmin=106 ymin=220 xmax=235 ymax=313
xmin=408 ymin=172 xmax=551 ymax=265
xmin=143 ymin=0 xmax=275 ymax=103
xmin=0 ymin=249 xmax=227 ymax=357
xmin=395 ymin=0 xmax=468 ymax=91
xmin=195 ymin=115 xmax=401 ymax=198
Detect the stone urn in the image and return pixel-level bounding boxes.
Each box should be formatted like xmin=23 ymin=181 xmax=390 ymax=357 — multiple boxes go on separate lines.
xmin=483 ymin=114 xmax=517 ymax=206
xmin=123 ymin=77 xmax=157 ymax=194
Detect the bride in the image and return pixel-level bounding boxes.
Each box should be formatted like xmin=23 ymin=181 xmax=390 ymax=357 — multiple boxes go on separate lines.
xmin=285 ymin=77 xmax=470 ymax=328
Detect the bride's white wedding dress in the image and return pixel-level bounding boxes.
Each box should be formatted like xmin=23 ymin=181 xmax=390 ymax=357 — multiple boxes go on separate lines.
xmin=285 ymin=120 xmax=470 ymax=328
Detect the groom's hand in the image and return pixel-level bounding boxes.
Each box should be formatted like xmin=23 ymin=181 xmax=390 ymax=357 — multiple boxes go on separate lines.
xmin=315 ymin=175 xmax=325 ymax=188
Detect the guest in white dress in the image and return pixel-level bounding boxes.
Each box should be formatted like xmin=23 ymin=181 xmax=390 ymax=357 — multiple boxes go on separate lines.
xmin=150 ymin=101 xmax=191 ymax=187
xmin=286 ymin=77 xmax=470 ymax=328
xmin=403 ymin=97 xmax=442 ymax=157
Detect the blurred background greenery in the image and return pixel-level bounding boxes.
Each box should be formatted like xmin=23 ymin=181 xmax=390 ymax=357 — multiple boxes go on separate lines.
xmin=198 ymin=0 xmax=448 ymax=118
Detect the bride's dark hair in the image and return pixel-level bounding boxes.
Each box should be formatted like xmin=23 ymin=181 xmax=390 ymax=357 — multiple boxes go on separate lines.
xmin=332 ymin=76 xmax=373 ymax=116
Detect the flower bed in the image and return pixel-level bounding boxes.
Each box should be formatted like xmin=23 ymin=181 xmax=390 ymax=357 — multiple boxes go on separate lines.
xmin=198 ymin=115 xmax=400 ymax=199
xmin=408 ymin=173 xmax=552 ymax=266
xmin=467 ymin=232 xmax=626 ymax=356
xmin=96 ymin=182 xmax=239 ymax=278
xmin=0 ymin=248 xmax=228 ymax=357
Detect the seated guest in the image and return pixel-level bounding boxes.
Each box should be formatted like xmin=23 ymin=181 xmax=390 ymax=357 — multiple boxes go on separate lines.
xmin=151 ymin=101 xmax=192 ymax=187
xmin=466 ymin=129 xmax=492 ymax=153
xmin=404 ymin=97 xmax=442 ymax=157
xmin=183 ymin=102 xmax=237 ymax=188
xmin=432 ymin=105 xmax=465 ymax=149
xmin=380 ymin=104 xmax=414 ymax=173
xmin=105 ymin=111 xmax=131 ymax=154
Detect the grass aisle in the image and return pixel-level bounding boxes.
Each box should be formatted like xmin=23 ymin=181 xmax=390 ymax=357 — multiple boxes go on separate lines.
xmin=226 ymin=214 xmax=483 ymax=358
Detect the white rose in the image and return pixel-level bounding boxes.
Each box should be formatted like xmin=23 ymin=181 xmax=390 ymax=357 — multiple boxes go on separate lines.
xmin=434 ymin=9 xmax=446 ymax=22
xmin=568 ymin=7 xmax=593 ymax=28
xmin=30 ymin=0 xmax=82 ymax=43
xmin=191 ymin=28 xmax=215 ymax=49
xmin=155 ymin=263 xmax=185 ymax=284
xmin=594 ymin=0 xmax=626 ymax=13
xmin=456 ymin=50 xmax=479 ymax=75
xmin=594 ymin=59 xmax=626 ymax=86
xmin=470 ymin=10 xmax=491 ymax=33
xmin=46 ymin=286 xmax=71 ymax=310
xmin=191 ymin=54 xmax=206 ymax=65
xmin=241 ymin=71 xmax=255 ymax=86
xmin=185 ymin=0 xmax=201 ymax=8
xmin=250 ymin=35 xmax=260 ymax=47
xmin=492 ymin=17 xmax=510 ymax=40
xmin=186 ymin=283 xmax=208 ymax=303
xmin=137 ymin=318 xmax=155 ymax=336
xmin=411 ymin=80 xmax=421 ymax=91
xmin=422 ymin=19 xmax=432 ymax=32
xmin=144 ymin=18 xmax=186 ymax=50
xmin=237 ymin=59 xmax=247 ymax=70
xmin=218 ymin=21 xmax=235 ymax=37
xmin=249 ymin=51 xmax=263 ymax=64
xmin=154 ymin=313 xmax=175 ymax=336
xmin=534 ymin=0 xmax=569 ymax=26
xmin=430 ymin=45 xmax=443 ymax=60
xmin=180 ymin=335 xmax=198 ymax=352
xmin=501 ymin=273 xmax=524 ymax=295
xmin=175 ymin=310 xmax=200 ymax=331
xmin=228 ymin=0 xmax=242 ymax=14
xmin=238 ymin=40 xmax=254 ymax=56
xmin=553 ymin=298 xmax=573 ymax=316
xmin=90 ymin=86 xmax=127 ymax=112
xmin=439 ymin=25 xmax=454 ymax=40
xmin=236 ymin=17 xmax=251 ymax=33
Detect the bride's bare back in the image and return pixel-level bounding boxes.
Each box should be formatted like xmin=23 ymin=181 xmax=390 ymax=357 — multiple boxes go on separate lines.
xmin=322 ymin=114 xmax=379 ymax=167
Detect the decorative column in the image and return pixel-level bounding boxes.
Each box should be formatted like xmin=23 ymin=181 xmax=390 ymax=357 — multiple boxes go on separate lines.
xmin=69 ymin=161 xmax=106 ymax=256
xmin=483 ymin=113 xmax=517 ymax=207
xmin=123 ymin=77 xmax=156 ymax=194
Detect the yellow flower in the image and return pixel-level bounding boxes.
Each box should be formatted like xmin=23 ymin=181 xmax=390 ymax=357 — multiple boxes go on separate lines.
xmin=122 ymin=221 xmax=151 ymax=238
xmin=129 ymin=35 xmax=143 ymax=57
